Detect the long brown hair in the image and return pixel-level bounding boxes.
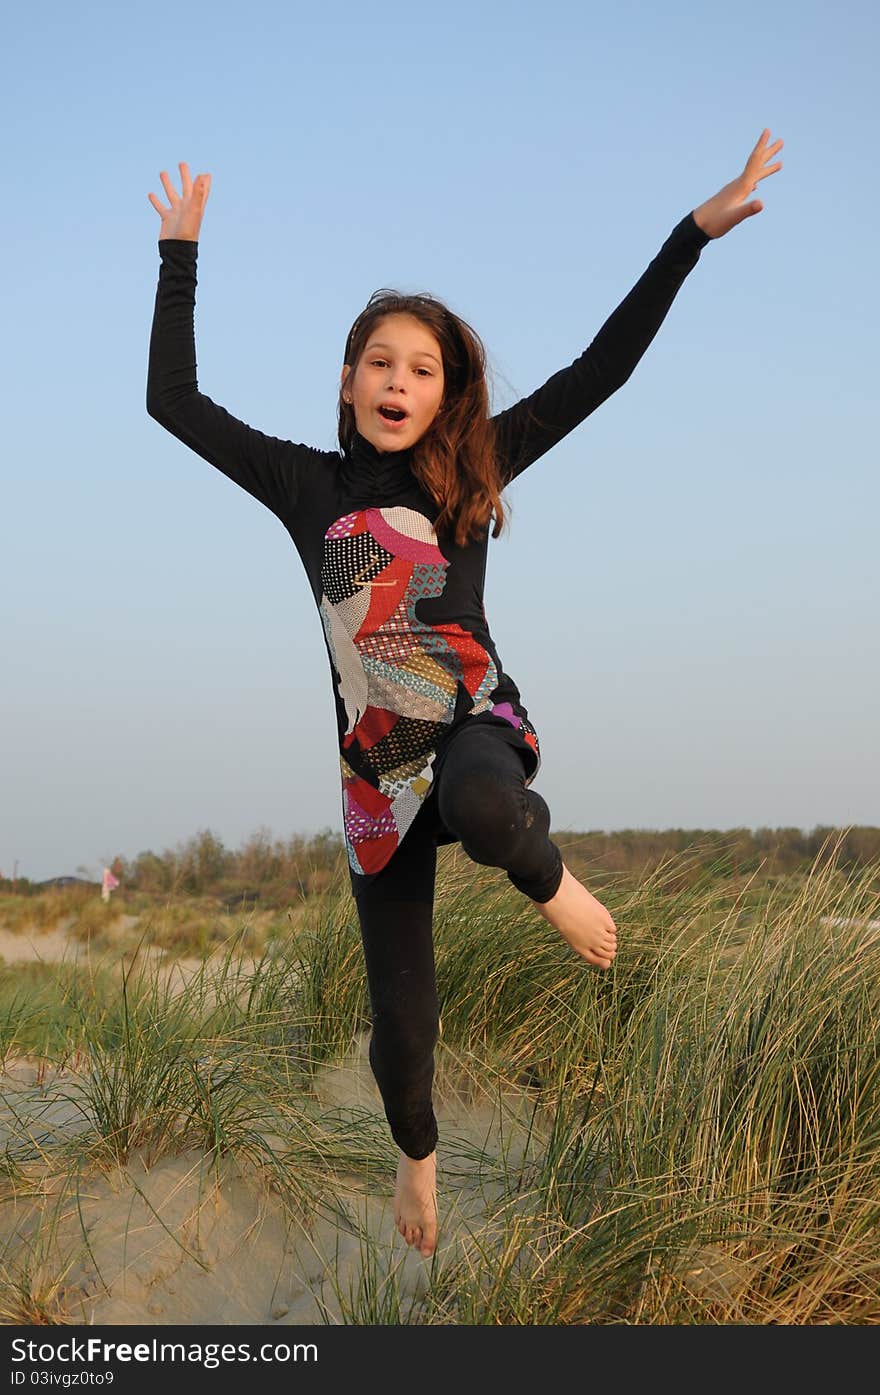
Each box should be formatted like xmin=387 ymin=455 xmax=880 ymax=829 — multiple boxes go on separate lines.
xmin=338 ymin=290 xmax=507 ymax=546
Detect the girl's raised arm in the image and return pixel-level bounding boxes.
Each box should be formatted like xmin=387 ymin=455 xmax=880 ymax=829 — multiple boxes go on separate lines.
xmin=146 ymin=162 xmax=326 ymax=523
xmin=493 ymin=129 xmax=783 ymax=485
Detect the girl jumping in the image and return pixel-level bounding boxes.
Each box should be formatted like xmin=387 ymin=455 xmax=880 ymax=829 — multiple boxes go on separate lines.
xmin=147 ymin=129 xmax=782 ymax=1258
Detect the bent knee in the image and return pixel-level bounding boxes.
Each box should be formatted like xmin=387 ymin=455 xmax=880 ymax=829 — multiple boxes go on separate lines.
xmin=438 ymin=769 xmax=535 ymax=865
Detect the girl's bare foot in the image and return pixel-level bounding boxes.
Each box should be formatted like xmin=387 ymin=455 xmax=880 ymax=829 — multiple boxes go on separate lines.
xmin=534 ymin=864 xmax=618 ymax=967
xmin=394 ymin=1150 xmax=438 ymax=1257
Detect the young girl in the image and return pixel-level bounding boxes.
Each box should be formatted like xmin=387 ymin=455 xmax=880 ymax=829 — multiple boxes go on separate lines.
xmin=146 ymin=129 xmax=782 ymax=1259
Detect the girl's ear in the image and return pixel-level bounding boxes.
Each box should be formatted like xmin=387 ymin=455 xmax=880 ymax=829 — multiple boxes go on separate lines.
xmin=340 ymin=364 xmax=352 ymax=404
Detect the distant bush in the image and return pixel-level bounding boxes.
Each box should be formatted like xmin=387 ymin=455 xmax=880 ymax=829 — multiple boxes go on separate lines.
xmin=107 ymin=824 xmax=347 ymax=908
xmin=552 ymin=825 xmax=880 ymax=889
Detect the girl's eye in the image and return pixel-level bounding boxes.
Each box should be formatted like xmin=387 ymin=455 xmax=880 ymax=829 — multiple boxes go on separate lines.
xmin=367 ymin=358 xmax=433 ymax=376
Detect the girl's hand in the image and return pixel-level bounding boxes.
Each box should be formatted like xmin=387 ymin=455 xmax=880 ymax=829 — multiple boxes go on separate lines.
xmin=147 ymin=161 xmax=211 ymax=241
xmin=692 ymin=129 xmax=783 ymax=239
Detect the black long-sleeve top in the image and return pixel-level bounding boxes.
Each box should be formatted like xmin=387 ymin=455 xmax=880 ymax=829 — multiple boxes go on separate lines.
xmin=147 ymin=211 xmax=711 ymax=892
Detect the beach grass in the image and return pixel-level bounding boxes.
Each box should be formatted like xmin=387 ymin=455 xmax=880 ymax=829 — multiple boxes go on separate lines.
xmin=1 ymin=833 xmax=878 ymax=1324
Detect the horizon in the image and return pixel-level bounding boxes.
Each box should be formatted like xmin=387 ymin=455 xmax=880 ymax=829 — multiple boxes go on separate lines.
xmin=7 ymin=819 xmax=878 ymax=888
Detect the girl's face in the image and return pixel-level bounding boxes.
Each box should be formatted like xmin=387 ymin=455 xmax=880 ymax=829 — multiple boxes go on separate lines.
xmin=342 ymin=314 xmax=445 ymax=453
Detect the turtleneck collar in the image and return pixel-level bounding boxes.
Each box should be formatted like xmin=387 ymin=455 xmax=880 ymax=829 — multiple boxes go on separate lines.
xmin=348 ymin=430 xmax=414 ymax=470
xmin=339 ymin=430 xmax=421 ymax=508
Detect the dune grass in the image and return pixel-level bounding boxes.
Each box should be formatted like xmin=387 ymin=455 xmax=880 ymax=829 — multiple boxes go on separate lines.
xmin=1 ymin=834 xmax=878 ymax=1323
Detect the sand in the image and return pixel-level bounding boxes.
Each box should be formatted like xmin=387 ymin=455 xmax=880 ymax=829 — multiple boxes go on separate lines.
xmin=0 ymin=915 xmax=544 ymax=1326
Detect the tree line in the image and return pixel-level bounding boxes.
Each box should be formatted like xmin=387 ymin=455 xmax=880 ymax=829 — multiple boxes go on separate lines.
xmin=4 ymin=824 xmax=879 ymax=907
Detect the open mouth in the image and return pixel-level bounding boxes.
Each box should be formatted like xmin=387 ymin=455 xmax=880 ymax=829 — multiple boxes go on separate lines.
xmin=378 ymin=405 xmax=408 ymax=422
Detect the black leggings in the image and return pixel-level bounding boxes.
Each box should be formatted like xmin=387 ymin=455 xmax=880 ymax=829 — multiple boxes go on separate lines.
xmin=352 ymin=721 xmax=564 ymax=1159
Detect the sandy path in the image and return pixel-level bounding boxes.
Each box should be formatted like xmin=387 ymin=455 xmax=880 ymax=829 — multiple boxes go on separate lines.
xmin=0 ymin=914 xmax=265 ymax=997
xmin=0 ymin=1035 xmax=542 ymax=1325
xmin=0 ymin=914 xmax=543 ymax=1324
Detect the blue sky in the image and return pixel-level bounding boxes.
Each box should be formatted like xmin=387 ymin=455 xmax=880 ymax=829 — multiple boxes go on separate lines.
xmin=2 ymin=0 xmax=878 ymax=882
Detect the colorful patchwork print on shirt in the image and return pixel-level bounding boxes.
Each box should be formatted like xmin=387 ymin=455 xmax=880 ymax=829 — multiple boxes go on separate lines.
xmin=319 ymin=506 xmax=533 ymax=876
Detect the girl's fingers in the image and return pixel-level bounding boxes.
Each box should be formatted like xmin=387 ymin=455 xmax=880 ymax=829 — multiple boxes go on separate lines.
xmin=159 ymin=169 xmax=180 ymax=204
xmin=761 ymin=141 xmax=784 ymax=165
xmin=748 ymin=131 xmax=783 ymax=165
xmin=744 ymin=133 xmax=783 ymax=185
xmin=177 ymin=162 xmax=211 ymax=205
xmin=753 ymin=152 xmax=783 ymax=180
xmin=150 ymin=161 xmax=210 ymax=227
